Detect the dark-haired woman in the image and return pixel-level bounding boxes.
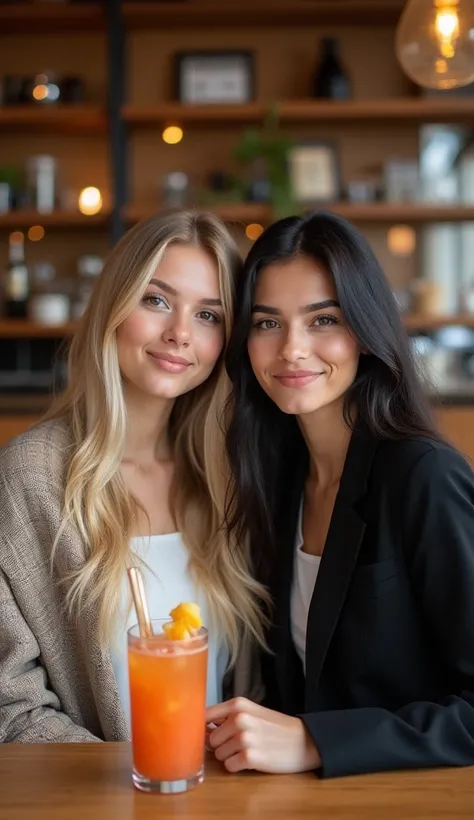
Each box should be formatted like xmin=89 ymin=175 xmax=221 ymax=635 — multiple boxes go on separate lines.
xmin=206 ymin=211 xmax=474 ymax=778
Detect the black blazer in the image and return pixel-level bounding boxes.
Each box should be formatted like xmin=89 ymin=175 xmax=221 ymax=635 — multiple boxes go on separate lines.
xmin=259 ymin=426 xmax=474 ymax=777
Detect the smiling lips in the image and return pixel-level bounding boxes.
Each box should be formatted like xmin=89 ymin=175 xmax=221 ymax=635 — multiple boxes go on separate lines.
xmin=147 ymin=351 xmax=191 ymax=374
xmin=273 ymin=369 xmax=323 ymax=388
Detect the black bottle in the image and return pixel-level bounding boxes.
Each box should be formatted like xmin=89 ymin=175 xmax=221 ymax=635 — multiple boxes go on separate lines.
xmin=313 ymin=37 xmax=352 ymax=100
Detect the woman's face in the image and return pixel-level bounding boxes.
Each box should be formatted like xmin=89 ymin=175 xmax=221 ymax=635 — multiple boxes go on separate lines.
xmin=247 ymin=255 xmax=360 ymax=416
xmin=117 ymin=244 xmax=225 ymax=401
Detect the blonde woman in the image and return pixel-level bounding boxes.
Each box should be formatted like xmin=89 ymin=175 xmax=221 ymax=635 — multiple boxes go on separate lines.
xmin=0 ymin=210 xmax=267 ymax=743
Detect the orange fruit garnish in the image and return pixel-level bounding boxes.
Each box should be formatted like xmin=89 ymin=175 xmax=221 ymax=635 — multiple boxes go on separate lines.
xmin=163 ymin=619 xmax=191 ymax=640
xmin=163 ymin=602 xmax=202 ymax=640
xmin=169 ymin=602 xmax=202 ymax=630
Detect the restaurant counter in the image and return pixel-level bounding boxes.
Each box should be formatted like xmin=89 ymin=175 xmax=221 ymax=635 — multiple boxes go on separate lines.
xmin=0 ymin=744 xmax=472 ymax=820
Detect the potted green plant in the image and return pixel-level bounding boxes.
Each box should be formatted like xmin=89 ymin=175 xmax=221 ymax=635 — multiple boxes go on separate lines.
xmin=233 ymin=104 xmax=296 ymax=219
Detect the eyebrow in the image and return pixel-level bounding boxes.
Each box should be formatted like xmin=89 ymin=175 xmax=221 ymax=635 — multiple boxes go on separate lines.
xmin=148 ymin=278 xmax=223 ymax=307
xmin=251 ymin=298 xmax=340 ymax=315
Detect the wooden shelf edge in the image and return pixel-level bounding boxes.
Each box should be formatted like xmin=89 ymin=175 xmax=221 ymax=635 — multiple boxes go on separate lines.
xmin=333 ymin=203 xmax=474 ymax=222
xmin=125 ymin=203 xmax=474 ymax=225
xmin=122 ymin=102 xmax=267 ymax=125
xmin=403 ymin=314 xmax=474 ymax=331
xmin=1 ymin=315 xmax=472 ymax=340
xmin=124 ymin=203 xmax=271 ymax=225
xmin=0 ymin=321 xmax=78 ymax=339
xmin=0 ymin=105 xmax=107 ymax=133
xmin=1 ymin=98 xmax=472 ymax=133
xmin=123 ymin=98 xmax=474 ymax=126
xmin=281 ymin=97 xmax=474 ymax=122
xmin=0 ymin=211 xmax=110 ymax=229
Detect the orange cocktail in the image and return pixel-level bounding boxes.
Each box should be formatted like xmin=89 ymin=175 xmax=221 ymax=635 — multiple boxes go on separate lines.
xmin=127 ymin=619 xmax=208 ymax=794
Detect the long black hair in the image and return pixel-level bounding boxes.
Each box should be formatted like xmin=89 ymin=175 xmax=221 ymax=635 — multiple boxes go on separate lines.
xmin=225 ymin=210 xmax=440 ymax=573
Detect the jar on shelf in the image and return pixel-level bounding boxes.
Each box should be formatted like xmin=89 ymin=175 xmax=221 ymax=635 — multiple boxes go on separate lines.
xmin=26 ymin=155 xmax=58 ymax=214
xmin=162 ymin=172 xmax=189 ymax=208
xmin=29 ymin=262 xmax=71 ymax=326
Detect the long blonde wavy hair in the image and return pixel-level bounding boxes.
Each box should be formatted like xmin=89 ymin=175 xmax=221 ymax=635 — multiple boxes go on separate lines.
xmin=45 ymin=210 xmax=268 ymax=662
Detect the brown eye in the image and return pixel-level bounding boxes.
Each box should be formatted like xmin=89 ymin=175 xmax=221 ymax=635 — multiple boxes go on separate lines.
xmin=255 ymin=319 xmax=279 ymax=330
xmin=312 ymin=315 xmax=338 ymax=327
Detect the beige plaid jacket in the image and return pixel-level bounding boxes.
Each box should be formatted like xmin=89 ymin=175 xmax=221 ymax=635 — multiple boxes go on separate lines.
xmin=0 ymin=420 xmax=261 ymax=743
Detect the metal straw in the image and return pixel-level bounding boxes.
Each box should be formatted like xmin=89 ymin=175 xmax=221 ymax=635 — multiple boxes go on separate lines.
xmin=127 ymin=567 xmax=153 ymax=638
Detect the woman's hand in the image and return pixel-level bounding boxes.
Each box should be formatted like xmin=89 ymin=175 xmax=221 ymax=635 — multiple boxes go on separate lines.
xmin=206 ymin=697 xmax=321 ymax=774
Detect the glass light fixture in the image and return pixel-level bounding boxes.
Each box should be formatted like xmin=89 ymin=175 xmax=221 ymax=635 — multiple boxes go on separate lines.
xmin=78 ymin=187 xmax=103 ymax=216
xmin=395 ymin=0 xmax=474 ymax=89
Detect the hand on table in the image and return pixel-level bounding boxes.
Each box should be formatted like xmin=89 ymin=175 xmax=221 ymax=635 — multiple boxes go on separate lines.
xmin=206 ymin=697 xmax=321 ymax=774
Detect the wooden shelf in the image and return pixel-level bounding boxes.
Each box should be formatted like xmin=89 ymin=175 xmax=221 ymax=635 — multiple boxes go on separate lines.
xmin=281 ymin=98 xmax=474 ymax=124
xmin=0 ymin=211 xmax=109 ymax=230
xmin=123 ymin=98 xmax=474 ymax=127
xmin=0 ymin=321 xmax=77 ymax=339
xmin=332 ymin=203 xmax=474 ymax=222
xmin=2 ymin=316 xmax=473 ymax=341
xmin=403 ymin=314 xmax=474 ymax=331
xmin=123 ymin=102 xmax=268 ymax=126
xmin=0 ymin=2 xmax=104 ymax=34
xmin=0 ymin=105 xmax=106 ymax=134
xmin=1 ymin=316 xmax=473 ymax=340
xmin=124 ymin=1 xmax=405 ymax=29
xmin=125 ymin=203 xmax=474 ymax=226
xmin=125 ymin=203 xmax=270 ymax=225
xmin=0 ymin=99 xmax=470 ymax=135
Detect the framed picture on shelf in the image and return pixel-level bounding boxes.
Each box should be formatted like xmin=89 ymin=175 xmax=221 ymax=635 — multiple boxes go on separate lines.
xmin=384 ymin=159 xmax=419 ymax=202
xmin=287 ymin=141 xmax=340 ymax=204
xmin=174 ymin=51 xmax=254 ymax=104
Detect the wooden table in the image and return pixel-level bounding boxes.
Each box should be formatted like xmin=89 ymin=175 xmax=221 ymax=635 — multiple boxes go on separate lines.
xmin=0 ymin=744 xmax=473 ymax=819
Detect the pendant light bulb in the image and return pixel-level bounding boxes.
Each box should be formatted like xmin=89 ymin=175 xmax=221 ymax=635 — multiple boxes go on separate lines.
xmin=395 ymin=0 xmax=474 ymax=89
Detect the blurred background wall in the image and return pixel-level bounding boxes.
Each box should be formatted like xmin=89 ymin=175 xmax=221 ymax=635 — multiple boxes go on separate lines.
xmin=1 ymin=0 xmax=474 ymax=459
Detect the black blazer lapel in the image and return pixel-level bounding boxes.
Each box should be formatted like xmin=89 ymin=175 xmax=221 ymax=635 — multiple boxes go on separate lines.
xmin=304 ymin=426 xmax=378 ymax=712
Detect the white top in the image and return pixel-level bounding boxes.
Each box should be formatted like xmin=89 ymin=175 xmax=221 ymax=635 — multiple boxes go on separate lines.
xmin=111 ymin=533 xmax=229 ymax=731
xmin=290 ymin=505 xmax=322 ymax=672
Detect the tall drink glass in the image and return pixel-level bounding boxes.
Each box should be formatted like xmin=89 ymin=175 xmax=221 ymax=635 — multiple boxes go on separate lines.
xmin=127 ymin=619 xmax=208 ymax=794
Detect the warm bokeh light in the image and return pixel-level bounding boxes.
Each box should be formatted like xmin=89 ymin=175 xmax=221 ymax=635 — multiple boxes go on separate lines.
xmin=9 ymin=231 xmax=24 ymax=244
xmin=32 ymin=72 xmax=60 ymax=103
xmin=435 ymin=5 xmax=459 ymax=58
xmin=245 ymin=223 xmax=264 ymax=241
xmin=32 ymin=84 xmax=48 ymax=102
xmin=162 ymin=125 xmax=184 ymax=145
xmin=28 ymin=225 xmax=45 ymax=242
xmin=387 ymin=224 xmax=417 ymax=257
xmin=78 ymin=186 xmax=103 ymax=216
